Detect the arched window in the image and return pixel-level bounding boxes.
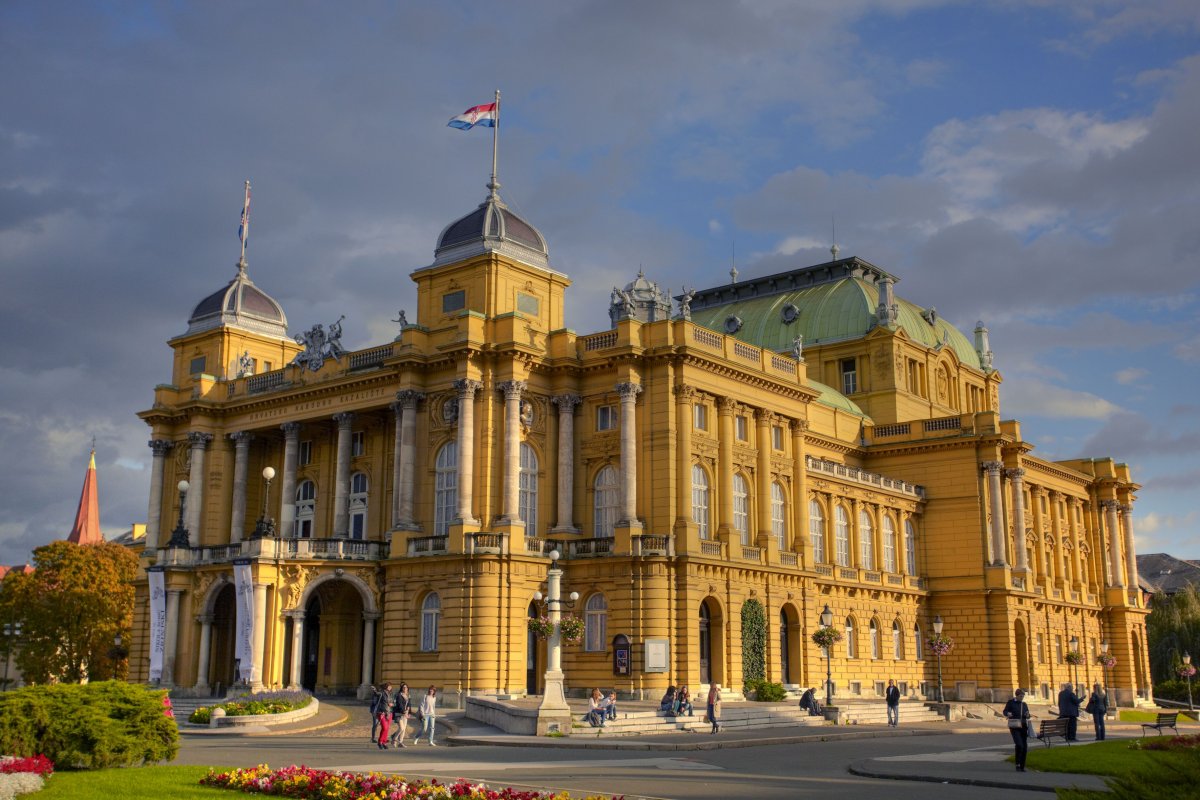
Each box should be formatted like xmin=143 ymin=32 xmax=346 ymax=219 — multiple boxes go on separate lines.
xmin=692 ymin=465 xmax=711 ymax=540
xmin=904 ymin=519 xmax=917 ymax=575
xmin=892 ymin=620 xmax=903 ymax=659
xmin=859 ymin=510 xmax=874 ymax=570
xmin=294 ymin=480 xmax=316 ymax=538
xmin=809 ymin=500 xmax=826 ymax=563
xmin=835 ymin=506 xmax=851 ymax=567
xmin=771 ymin=482 xmax=786 ymax=550
xmin=882 ymin=515 xmax=897 ymax=573
xmin=913 ymin=623 xmax=923 ymax=661
xmin=732 ymin=473 xmax=750 ymax=546
xmin=593 ymin=465 xmax=620 ymax=538
xmin=869 ymin=618 xmax=880 ymax=659
xmin=519 ymin=442 xmax=538 ymax=535
xmin=348 ymin=472 xmax=369 ymax=540
xmin=585 ymin=594 xmax=608 ymax=652
xmin=420 ymin=593 xmax=441 ymax=652
xmin=845 ymin=617 xmax=857 ymax=658
xmin=434 ymin=443 xmax=457 ymax=537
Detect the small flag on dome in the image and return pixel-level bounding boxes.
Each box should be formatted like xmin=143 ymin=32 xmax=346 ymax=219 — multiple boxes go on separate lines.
xmin=237 ymin=181 xmax=252 ymax=247
xmin=448 ymin=102 xmax=497 ymax=130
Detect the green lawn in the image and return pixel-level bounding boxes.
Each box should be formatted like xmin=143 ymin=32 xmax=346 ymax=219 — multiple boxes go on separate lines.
xmin=33 ymin=766 xmax=230 ymax=799
xmin=1026 ymin=739 xmax=1189 ymax=776
xmin=1117 ymin=709 xmax=1198 ymax=723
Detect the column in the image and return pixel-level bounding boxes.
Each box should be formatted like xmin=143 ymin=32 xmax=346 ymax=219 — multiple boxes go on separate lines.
xmin=279 ymin=423 xmax=300 ymax=536
xmin=851 ymin=497 xmax=864 ymax=569
xmin=754 ymin=409 xmax=773 ymax=543
xmin=1050 ymin=492 xmax=1067 ymax=589
xmin=1104 ymin=501 xmax=1125 ymax=587
xmin=287 ymin=611 xmax=305 ymax=690
xmin=229 ymin=432 xmax=253 ymax=544
xmin=394 ymin=391 xmax=423 ymax=528
xmin=185 ymin=433 xmax=214 ymax=546
xmin=1033 ymin=489 xmax=1051 ymax=582
xmin=615 ymin=382 xmax=642 ymax=525
xmin=717 ymin=398 xmax=735 ymax=537
xmin=1070 ymin=498 xmax=1086 ymax=590
xmin=194 ymin=614 xmax=213 ymax=690
xmin=390 ymin=400 xmax=404 ymax=527
xmin=983 ymin=461 xmax=1006 ymax=566
xmin=498 ymin=380 xmax=526 ymax=522
xmin=454 ymin=379 xmax=481 ymax=523
xmin=551 ymin=394 xmax=581 ymax=532
xmin=791 ymin=420 xmax=810 ymax=560
xmin=1007 ymin=468 xmax=1029 ymax=573
xmin=145 ymin=440 xmax=173 ymax=550
xmin=1121 ymin=504 xmax=1138 ymax=599
xmin=251 ymin=582 xmax=268 ymax=687
xmin=332 ymin=412 xmax=354 ymax=537
xmin=163 ymin=589 xmax=182 ymax=685
xmin=674 ymin=385 xmax=694 ymax=531
xmin=360 ymin=613 xmax=378 ymax=692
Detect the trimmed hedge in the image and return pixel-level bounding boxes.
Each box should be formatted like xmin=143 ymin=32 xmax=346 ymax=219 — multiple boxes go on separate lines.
xmin=0 ymin=681 xmax=178 ymax=770
xmin=189 ymin=690 xmax=313 ymax=724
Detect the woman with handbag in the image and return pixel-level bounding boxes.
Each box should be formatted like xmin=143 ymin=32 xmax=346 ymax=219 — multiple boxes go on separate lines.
xmin=1003 ymin=688 xmax=1032 ymax=772
xmin=389 ymin=683 xmax=411 ymax=747
xmin=1086 ymin=682 xmax=1108 ymax=741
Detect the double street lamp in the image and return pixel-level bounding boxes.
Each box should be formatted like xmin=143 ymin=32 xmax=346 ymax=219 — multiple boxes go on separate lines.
xmin=1 ymin=622 xmax=21 ymax=691
xmin=166 ymin=480 xmax=191 ymax=548
xmin=1185 ymin=652 xmax=1194 ymax=712
xmin=933 ymin=615 xmax=945 ymax=703
xmin=1069 ymin=635 xmax=1080 ymax=688
xmin=1100 ymin=640 xmax=1115 ymax=718
xmin=820 ymin=603 xmax=834 ymax=708
xmin=251 ymin=466 xmax=277 ymax=539
xmin=533 ymin=548 xmax=578 ymax=732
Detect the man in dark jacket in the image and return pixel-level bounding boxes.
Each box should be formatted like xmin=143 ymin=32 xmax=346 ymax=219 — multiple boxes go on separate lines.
xmin=885 ymin=679 xmax=901 ymax=726
xmin=1057 ymin=682 xmax=1083 ymax=741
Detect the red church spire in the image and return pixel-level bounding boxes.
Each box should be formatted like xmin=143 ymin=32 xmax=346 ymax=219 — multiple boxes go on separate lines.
xmin=67 ymin=449 xmax=103 ymax=545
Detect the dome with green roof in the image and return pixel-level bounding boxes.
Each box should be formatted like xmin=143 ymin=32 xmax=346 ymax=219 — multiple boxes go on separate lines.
xmin=806 ymin=378 xmax=871 ymax=419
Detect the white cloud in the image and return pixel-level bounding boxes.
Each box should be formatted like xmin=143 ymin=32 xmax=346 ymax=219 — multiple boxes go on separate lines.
xmin=1002 ymin=377 xmax=1122 ymax=419
xmin=1175 ymin=340 xmax=1200 ymax=362
xmin=1114 ymin=367 xmax=1148 ymax=385
xmin=772 ymin=235 xmax=826 ymax=257
xmin=708 ymin=219 xmax=723 ymax=234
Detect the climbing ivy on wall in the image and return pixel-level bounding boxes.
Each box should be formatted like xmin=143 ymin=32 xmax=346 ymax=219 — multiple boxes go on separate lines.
xmin=741 ymin=598 xmax=766 ymax=683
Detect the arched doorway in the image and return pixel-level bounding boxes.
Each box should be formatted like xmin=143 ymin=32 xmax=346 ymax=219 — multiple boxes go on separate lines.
xmin=209 ymin=583 xmax=237 ymax=695
xmin=1014 ymin=617 xmax=1031 ymax=691
xmin=526 ymin=602 xmax=545 ymax=695
xmin=699 ymin=599 xmax=724 ymax=686
xmin=780 ymin=605 xmax=801 ymax=685
xmin=301 ymin=580 xmax=366 ymax=694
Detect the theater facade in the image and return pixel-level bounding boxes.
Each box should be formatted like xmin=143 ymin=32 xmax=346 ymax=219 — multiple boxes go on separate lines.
xmin=128 ymin=182 xmax=1151 ymax=707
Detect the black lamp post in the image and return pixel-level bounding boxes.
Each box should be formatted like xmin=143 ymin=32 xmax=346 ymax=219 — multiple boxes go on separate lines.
xmin=250 ymin=466 xmax=277 ymax=539
xmin=820 ymin=603 xmax=834 ymax=708
xmin=1100 ymin=640 xmax=1114 ymax=718
xmin=933 ymin=614 xmax=945 ymax=703
xmin=1185 ymin=652 xmax=1194 ymax=712
xmin=1069 ymin=635 xmax=1080 ymax=688
xmin=1 ymin=622 xmax=20 ymax=691
xmin=166 ymin=480 xmax=191 ymax=548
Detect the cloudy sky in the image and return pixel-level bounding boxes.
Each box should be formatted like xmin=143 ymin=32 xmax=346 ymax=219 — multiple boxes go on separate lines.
xmin=2 ymin=1 xmax=1198 ymax=566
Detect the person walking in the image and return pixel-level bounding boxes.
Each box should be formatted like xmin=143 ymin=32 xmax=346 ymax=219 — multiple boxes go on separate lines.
xmin=1057 ymin=682 xmax=1083 ymax=742
xmin=368 ymin=684 xmax=383 ymax=743
xmin=1086 ymin=682 xmax=1108 ymax=741
xmin=416 ymin=685 xmax=438 ymax=746
xmin=388 ymin=683 xmax=411 ymax=747
xmin=1003 ymin=688 xmax=1032 ymax=772
xmin=706 ymin=683 xmax=722 ymax=734
xmin=373 ymin=683 xmax=393 ymax=749
xmin=885 ymin=679 xmax=901 ymax=727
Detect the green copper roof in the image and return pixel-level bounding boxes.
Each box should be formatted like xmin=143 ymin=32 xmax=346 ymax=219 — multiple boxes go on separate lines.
xmin=806 ymin=378 xmax=870 ymax=419
xmin=689 ymin=277 xmax=981 ymax=370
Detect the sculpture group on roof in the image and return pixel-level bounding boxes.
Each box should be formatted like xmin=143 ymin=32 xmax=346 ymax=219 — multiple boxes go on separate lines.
xmin=290 ymin=315 xmax=347 ymax=372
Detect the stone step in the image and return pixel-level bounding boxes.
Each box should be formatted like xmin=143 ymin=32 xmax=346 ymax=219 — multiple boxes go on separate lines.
xmin=568 ymin=703 xmax=827 ymax=736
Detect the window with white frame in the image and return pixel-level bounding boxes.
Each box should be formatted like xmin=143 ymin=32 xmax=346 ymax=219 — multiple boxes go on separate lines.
xmin=770 ymin=482 xmax=786 ymax=550
xmin=420 ymin=593 xmax=440 ymax=652
xmin=845 ymin=617 xmax=857 ymax=658
xmin=692 ymin=465 xmax=711 ymax=539
xmin=585 ymin=594 xmax=608 ymax=652
xmin=299 ymin=440 xmax=313 ymax=466
xmin=519 ymin=442 xmax=538 ymax=534
xmin=593 ymin=465 xmax=619 ymax=538
xmin=870 ymin=619 xmax=880 ymax=659
xmin=732 ymin=473 xmax=750 ymax=545
xmin=840 ymin=358 xmax=858 ymax=395
xmin=914 ymin=623 xmax=923 ymax=660
xmin=772 ymin=425 xmax=784 ymax=450
xmin=693 ymin=402 xmax=708 ymax=431
xmin=859 ymin=509 xmax=874 ymax=570
xmin=596 ymin=404 xmax=617 ymax=431
xmin=735 ymin=415 xmax=748 ymax=441
xmin=348 ymin=472 xmax=368 ymax=540
xmin=904 ymin=519 xmax=917 ymax=574
xmin=882 ymin=515 xmax=897 ymax=573
xmin=809 ymin=500 xmax=826 ymax=563
xmin=835 ymin=506 xmax=851 ymax=567
xmin=351 ymin=431 xmax=365 ymax=457
xmin=434 ymin=442 xmax=457 ymax=536
xmin=294 ymin=480 xmax=315 ymax=538
xmin=892 ymin=620 xmax=903 ymax=659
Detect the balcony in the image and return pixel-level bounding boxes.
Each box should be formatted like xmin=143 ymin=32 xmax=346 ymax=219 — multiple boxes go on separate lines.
xmin=806 ymin=456 xmax=925 ymax=500
xmin=160 ymin=537 xmax=387 ymax=566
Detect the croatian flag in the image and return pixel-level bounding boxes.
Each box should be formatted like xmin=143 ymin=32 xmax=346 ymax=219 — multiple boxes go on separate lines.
xmin=448 ymin=102 xmax=497 ymax=130
xmin=238 ymin=186 xmax=251 ymax=245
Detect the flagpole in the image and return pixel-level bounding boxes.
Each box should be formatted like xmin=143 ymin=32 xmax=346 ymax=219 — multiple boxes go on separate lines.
xmin=489 ymin=89 xmax=500 ymax=198
xmin=238 ymin=179 xmax=251 ymax=270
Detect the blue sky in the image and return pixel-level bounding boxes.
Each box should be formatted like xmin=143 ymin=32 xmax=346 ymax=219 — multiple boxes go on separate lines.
xmin=1 ymin=1 xmax=1197 ymax=565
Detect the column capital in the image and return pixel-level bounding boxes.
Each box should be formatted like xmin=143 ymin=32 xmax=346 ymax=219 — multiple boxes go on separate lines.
xmin=362 ymin=611 xmax=382 ymax=622
xmin=754 ymin=407 xmax=773 ymax=424
xmin=673 ymin=383 xmax=696 ymax=401
xmin=498 ymin=380 xmax=527 ymax=399
xmin=229 ymin=431 xmax=254 ymax=445
xmin=1101 ymin=499 xmax=1120 ymax=511
xmin=615 ymin=381 xmax=642 ymax=400
xmin=551 ymin=393 xmax=582 ymax=413
xmin=285 ymin=609 xmax=306 ymax=621
xmin=1120 ymin=503 xmax=1133 ymax=515
xmin=717 ymin=396 xmax=736 ymax=414
xmin=188 ymin=432 xmax=214 ymax=447
xmin=195 ymin=614 xmax=214 ymax=625
xmin=395 ymin=389 xmax=425 ymax=409
xmin=280 ymin=421 xmax=301 ymax=436
xmin=333 ymin=411 xmax=354 ymax=428
xmin=454 ymin=377 xmax=482 ymax=398
xmin=1005 ymin=467 xmax=1026 ymax=481
xmin=148 ymin=439 xmax=174 ymax=455
xmin=981 ymin=460 xmax=1003 ymax=475
xmin=790 ymin=418 xmax=810 ymax=434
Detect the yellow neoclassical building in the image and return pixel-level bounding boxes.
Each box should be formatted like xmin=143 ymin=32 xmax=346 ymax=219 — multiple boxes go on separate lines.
xmin=128 ymin=181 xmax=1150 ymax=708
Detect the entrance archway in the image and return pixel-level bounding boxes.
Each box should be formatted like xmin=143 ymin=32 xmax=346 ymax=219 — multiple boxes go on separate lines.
xmin=209 ymin=583 xmax=237 ymax=694
xmin=1014 ymin=617 xmax=1031 ymax=691
xmin=300 ymin=580 xmax=366 ymax=694
xmin=780 ymin=605 xmax=801 ymax=685
xmin=526 ymin=602 xmax=545 ymax=695
xmin=699 ymin=599 xmax=724 ymax=687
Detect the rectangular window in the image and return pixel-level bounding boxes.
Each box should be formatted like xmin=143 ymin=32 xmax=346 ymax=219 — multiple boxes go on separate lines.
xmin=351 ymin=431 xmax=365 ymax=457
xmin=1036 ymin=633 xmax=1045 ymax=663
xmin=442 ymin=290 xmax=466 ymax=313
xmin=772 ymin=425 xmax=784 ymax=450
xmin=189 ymin=355 xmax=207 ymax=375
xmin=516 ymin=292 xmax=540 ymax=316
xmin=840 ymin=358 xmax=857 ymax=395
xmin=262 ymin=361 xmax=272 ymax=372
xmin=735 ymin=415 xmax=748 ymax=441
xmin=350 ymin=511 xmax=365 ymax=540
xmin=693 ymin=403 xmax=708 ymax=431
xmin=1055 ymin=635 xmax=1063 ymax=664
xmin=596 ymin=405 xmax=617 ymax=431
xmin=299 ymin=440 xmax=313 ymax=466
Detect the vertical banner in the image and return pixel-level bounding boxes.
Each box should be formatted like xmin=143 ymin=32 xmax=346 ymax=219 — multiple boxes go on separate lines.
xmin=233 ymin=562 xmax=255 ymax=683
xmin=148 ymin=569 xmax=166 ymax=682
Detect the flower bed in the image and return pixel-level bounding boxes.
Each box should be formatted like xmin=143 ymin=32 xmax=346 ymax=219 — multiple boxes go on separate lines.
xmin=189 ymin=690 xmax=314 ymax=725
xmin=0 ymin=755 xmax=53 ymax=800
xmin=200 ymin=765 xmax=616 ymax=799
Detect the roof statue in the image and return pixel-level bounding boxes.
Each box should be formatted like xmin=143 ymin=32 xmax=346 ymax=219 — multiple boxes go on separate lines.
xmin=678 ymin=287 xmax=696 ymax=321
xmin=237 ymin=350 xmax=255 ymax=378
xmin=67 ymin=449 xmax=103 ymax=546
xmin=609 ymin=269 xmax=671 ymax=327
xmin=290 ymin=315 xmax=347 ymax=372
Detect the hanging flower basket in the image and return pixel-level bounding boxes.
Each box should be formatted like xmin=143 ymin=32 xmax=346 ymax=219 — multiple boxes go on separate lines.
xmin=1065 ymin=650 xmax=1084 ymax=666
xmin=811 ymin=626 xmax=843 ymax=649
xmin=557 ymin=614 xmax=584 ymax=645
xmin=927 ymin=633 xmax=955 ymax=657
xmin=1095 ymin=652 xmax=1116 ymax=669
xmin=1178 ymin=664 xmax=1197 ymax=679
xmin=527 ymin=615 xmax=554 ymax=639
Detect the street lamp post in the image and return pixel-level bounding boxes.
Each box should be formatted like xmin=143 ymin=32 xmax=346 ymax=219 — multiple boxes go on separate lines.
xmin=1 ymin=622 xmax=21 ymax=691
xmin=110 ymin=633 xmax=124 ymax=680
xmin=1100 ymin=640 xmax=1114 ymax=718
xmin=1185 ymin=652 xmax=1194 ymax=712
xmin=533 ymin=548 xmax=578 ymax=735
xmin=933 ymin=615 xmax=945 ymax=703
xmin=166 ymin=480 xmax=191 ymax=548
xmin=820 ymin=604 xmax=834 ymax=708
xmin=250 ymin=467 xmax=277 ymax=539
xmin=1069 ymin=635 xmax=1080 ymax=688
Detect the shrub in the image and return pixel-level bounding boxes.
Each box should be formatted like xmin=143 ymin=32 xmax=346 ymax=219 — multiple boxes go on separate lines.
xmin=744 ymin=679 xmax=786 ymax=702
xmin=0 ymin=681 xmax=178 ymax=770
xmin=188 ymin=690 xmax=312 ymax=724
xmin=0 ymin=771 xmax=44 ymax=800
xmin=1153 ymin=679 xmax=1193 ymax=703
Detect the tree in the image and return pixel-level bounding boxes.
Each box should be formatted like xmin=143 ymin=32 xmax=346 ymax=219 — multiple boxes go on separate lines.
xmin=0 ymin=541 xmax=136 ymax=684
xmin=1146 ymin=584 xmax=1200 ymax=682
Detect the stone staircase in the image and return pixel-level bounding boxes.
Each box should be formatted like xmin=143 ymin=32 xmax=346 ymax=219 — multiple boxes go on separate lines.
xmin=835 ymin=700 xmax=945 ymax=726
xmin=569 ymin=702 xmax=828 ymax=736
xmin=167 ymin=694 xmax=230 ymax=725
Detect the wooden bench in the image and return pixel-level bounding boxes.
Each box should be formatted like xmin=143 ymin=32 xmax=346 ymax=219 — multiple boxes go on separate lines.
xmin=1034 ymin=717 xmax=1071 ymax=747
xmin=1141 ymin=712 xmax=1179 ymax=737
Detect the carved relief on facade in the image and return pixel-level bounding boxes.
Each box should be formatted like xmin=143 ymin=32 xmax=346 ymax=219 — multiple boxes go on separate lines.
xmin=282 ymin=565 xmax=318 ymax=610
xmin=193 ymin=570 xmax=221 ymax=600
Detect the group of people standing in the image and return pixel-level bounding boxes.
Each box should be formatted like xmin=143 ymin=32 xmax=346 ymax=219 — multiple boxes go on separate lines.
xmin=1003 ymin=682 xmax=1109 ymax=772
xmin=369 ymin=683 xmax=439 ymax=749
